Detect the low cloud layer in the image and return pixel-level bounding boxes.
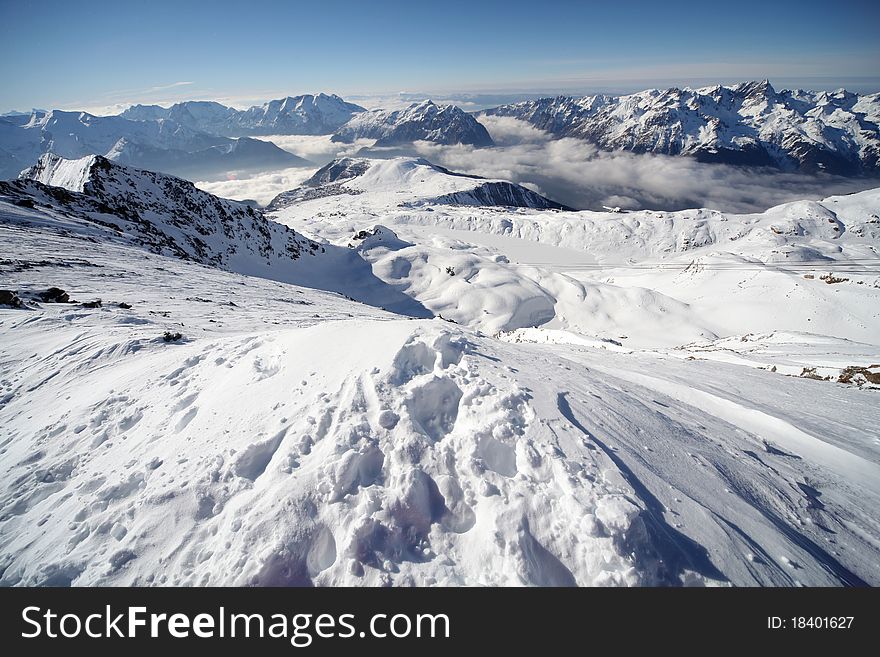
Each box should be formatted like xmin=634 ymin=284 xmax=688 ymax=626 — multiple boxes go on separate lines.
xmin=195 ymin=118 xmax=878 ymax=213
xmin=195 ymin=167 xmax=316 ymax=206
xmin=412 ymin=116 xmax=880 ymax=213
xmin=194 ymin=136 xmax=371 ymax=205
xmin=254 ymin=135 xmax=372 ymax=166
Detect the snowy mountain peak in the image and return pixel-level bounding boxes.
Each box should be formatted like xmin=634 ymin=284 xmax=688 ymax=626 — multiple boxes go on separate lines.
xmin=21 ymin=152 xmax=98 ymax=191
xmin=302 ymin=157 xmax=375 ymax=186
xmin=736 ymin=78 xmax=776 ymax=97
xmin=332 ymin=101 xmax=494 ymax=147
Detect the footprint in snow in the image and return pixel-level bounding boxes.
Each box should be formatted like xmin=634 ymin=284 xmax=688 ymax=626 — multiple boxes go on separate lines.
xmin=174 ymin=407 xmax=198 ymax=433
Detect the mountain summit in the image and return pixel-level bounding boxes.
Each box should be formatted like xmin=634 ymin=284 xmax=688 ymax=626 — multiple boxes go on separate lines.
xmin=268 ymin=156 xmax=569 ymax=211
xmin=332 ymin=101 xmax=494 ymax=147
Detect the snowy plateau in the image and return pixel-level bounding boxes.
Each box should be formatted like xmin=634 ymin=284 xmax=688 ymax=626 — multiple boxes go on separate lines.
xmin=1 ymin=92 xmax=880 ymax=587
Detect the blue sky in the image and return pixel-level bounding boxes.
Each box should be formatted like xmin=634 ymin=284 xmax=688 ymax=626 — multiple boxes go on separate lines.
xmin=1 ymin=0 xmax=878 ymax=113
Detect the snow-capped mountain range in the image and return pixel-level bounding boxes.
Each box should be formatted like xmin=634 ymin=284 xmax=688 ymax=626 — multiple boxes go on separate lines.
xmin=481 ymin=80 xmax=880 ymax=174
xmin=0 ymin=110 xmax=307 ymax=181
xmin=5 ymin=82 xmax=878 ymax=192
xmin=0 ymin=95 xmax=496 ymax=183
xmin=121 ymin=93 xmax=366 ymax=137
xmin=268 ymin=157 xmax=571 ymax=211
xmin=332 ymin=101 xmax=494 ymax=147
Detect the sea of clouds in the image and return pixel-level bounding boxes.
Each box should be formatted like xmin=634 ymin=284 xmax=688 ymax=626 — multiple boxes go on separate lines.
xmin=197 ymin=117 xmax=878 ymax=212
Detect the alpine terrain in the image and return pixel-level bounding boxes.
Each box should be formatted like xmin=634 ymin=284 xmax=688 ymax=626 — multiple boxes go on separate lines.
xmin=2 ymin=144 xmax=879 ymax=588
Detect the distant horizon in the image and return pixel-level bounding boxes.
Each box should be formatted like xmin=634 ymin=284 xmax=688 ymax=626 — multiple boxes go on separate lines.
xmin=2 ymin=0 xmax=878 ymax=115
xmin=4 ymin=76 xmax=880 ymax=117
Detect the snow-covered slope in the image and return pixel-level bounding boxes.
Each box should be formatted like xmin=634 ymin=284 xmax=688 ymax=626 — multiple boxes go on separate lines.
xmin=2 ymin=195 xmax=879 ymax=586
xmin=122 ymin=94 xmax=366 ymax=137
xmin=268 ymin=157 xmax=570 ymax=212
xmin=332 ymin=101 xmax=494 ymax=147
xmin=481 ymin=81 xmax=880 ymax=174
xmin=0 ymin=110 xmax=308 ymax=181
xmin=4 ymin=154 xmax=425 ymax=315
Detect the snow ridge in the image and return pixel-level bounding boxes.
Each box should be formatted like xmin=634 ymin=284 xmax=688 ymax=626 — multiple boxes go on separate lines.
xmin=15 ymin=153 xmax=318 ymax=268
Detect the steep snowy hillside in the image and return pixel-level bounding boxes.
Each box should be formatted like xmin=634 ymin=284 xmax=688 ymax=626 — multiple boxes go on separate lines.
xmin=0 ymin=110 xmax=307 ymax=181
xmin=2 ymin=185 xmax=880 ymax=586
xmin=268 ymin=157 xmax=570 ymax=212
xmin=332 ymin=101 xmax=494 ymax=147
xmin=481 ymin=81 xmax=880 ymax=174
xmin=3 ymin=154 xmax=424 ymax=315
xmin=122 ymin=94 xmax=366 ymax=137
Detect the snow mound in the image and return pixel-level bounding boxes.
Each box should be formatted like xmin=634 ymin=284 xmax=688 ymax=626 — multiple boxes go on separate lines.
xmin=350 ymin=225 xmax=557 ymax=333
xmin=0 ymin=316 xmax=656 ymax=586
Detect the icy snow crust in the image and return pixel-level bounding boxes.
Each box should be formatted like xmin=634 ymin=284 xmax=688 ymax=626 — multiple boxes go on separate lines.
xmin=1 ymin=155 xmax=879 ymax=586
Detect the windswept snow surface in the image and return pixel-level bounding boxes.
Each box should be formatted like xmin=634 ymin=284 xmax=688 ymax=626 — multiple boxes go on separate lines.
xmin=1 ymin=156 xmax=880 ymax=587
